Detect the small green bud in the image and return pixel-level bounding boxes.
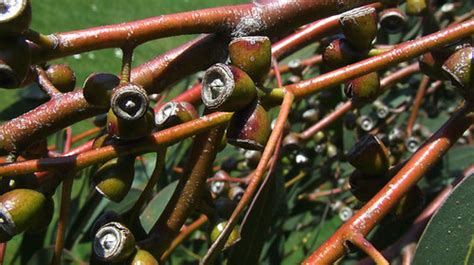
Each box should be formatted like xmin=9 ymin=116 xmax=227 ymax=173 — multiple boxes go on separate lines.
xmin=93 ymin=156 xmax=135 ymax=202
xmin=45 ymin=64 xmax=76 ymax=93
xmin=229 ymin=36 xmax=271 ymax=84
xmin=83 ymin=73 xmax=120 ymax=107
xmin=210 ymin=221 xmax=240 ymax=249
xmin=0 ymin=189 xmax=47 ymax=242
xmin=339 ymin=7 xmax=378 ymax=50
xmin=226 ymin=100 xmax=270 ymax=151
xmin=130 ymin=249 xmax=159 ymax=265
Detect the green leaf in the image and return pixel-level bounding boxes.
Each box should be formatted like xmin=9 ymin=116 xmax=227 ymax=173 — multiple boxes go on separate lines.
xmin=27 ymin=247 xmax=83 ymax=265
xmin=139 ymin=180 xmax=179 ymax=233
xmin=228 ymin=166 xmax=285 ymax=265
xmin=413 ymin=174 xmax=474 ymax=265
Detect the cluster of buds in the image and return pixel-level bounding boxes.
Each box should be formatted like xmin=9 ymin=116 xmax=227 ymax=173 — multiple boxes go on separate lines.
xmin=201 ymin=36 xmax=272 ymax=151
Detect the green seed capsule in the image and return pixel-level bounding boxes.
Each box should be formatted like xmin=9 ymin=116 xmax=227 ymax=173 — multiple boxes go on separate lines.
xmin=442 ymin=46 xmax=473 ymax=100
xmin=0 ymin=189 xmax=47 ymax=242
xmin=226 ymin=100 xmax=270 ymax=151
xmin=201 ymin=63 xmax=257 ymax=112
xmin=344 ymin=72 xmax=381 ymax=106
xmin=130 ymin=249 xmax=159 ymax=265
xmin=45 ymin=64 xmax=76 ymax=93
xmin=93 ymin=156 xmax=135 ymax=202
xmin=339 ymin=6 xmax=378 ymax=50
xmin=111 ymin=83 xmax=149 ymax=121
xmin=155 ymin=101 xmax=198 ymax=130
xmin=26 ymin=196 xmax=54 ymax=234
xmin=228 ymin=36 xmax=271 ymax=84
xmin=107 ymin=108 xmax=155 ymax=140
xmin=322 ymin=38 xmax=363 ymax=69
xmin=93 ymin=222 xmax=136 ymax=263
xmin=346 ymin=134 xmax=390 ymax=176
xmin=83 ymin=73 xmax=120 ymax=107
xmin=210 ymin=221 xmax=240 ymax=249
xmin=406 ymin=0 xmax=428 ymax=16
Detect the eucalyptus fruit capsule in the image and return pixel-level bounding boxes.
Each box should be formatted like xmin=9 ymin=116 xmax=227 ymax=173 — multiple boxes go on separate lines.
xmin=93 ymin=222 xmax=136 ymax=263
xmin=83 ymin=73 xmax=120 ymax=107
xmin=346 ymin=134 xmax=390 ymax=176
xmin=0 ymin=36 xmax=31 ymax=88
xmin=106 ymin=108 xmax=155 ymax=140
xmin=339 ymin=6 xmax=378 ymax=51
xmin=93 ymin=155 xmax=136 ymax=202
xmin=406 ymin=0 xmax=428 ymax=16
xmin=228 ymin=36 xmax=271 ymax=84
xmin=344 ymin=72 xmax=381 ymax=106
xmin=282 ymin=133 xmax=302 ymax=153
xmin=0 ymin=189 xmax=48 ymax=242
xmin=349 ymin=170 xmax=389 ymax=202
xmin=26 ymin=196 xmax=54 ymax=234
xmin=111 ymin=83 xmax=150 ymax=121
xmin=201 ymin=63 xmax=257 ymax=112
xmin=442 ymin=46 xmax=473 ymax=100
xmin=210 ymin=221 xmax=240 ymax=249
xmin=226 ymin=100 xmax=270 ymax=151
xmin=45 ymin=64 xmax=77 ymax=93
xmin=0 ymin=0 xmax=31 ymax=36
xmin=130 ymin=249 xmax=158 ymax=265
xmin=322 ymin=38 xmax=363 ymax=68
xmin=379 ymin=8 xmax=407 ymax=34
xmin=155 ymin=101 xmax=198 ymax=129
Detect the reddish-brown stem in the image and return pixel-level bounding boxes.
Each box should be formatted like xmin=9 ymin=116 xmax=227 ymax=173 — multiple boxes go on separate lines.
xmin=201 ymin=91 xmax=294 ymax=264
xmin=288 ymin=20 xmax=474 ymax=98
xmin=406 ymin=76 xmax=430 ymax=137
xmin=0 ymin=243 xmax=6 ymax=265
xmin=271 ymin=2 xmax=380 ymax=59
xmin=272 ymin=57 xmax=283 ymax=87
xmin=143 ymin=125 xmax=226 ymax=258
xmin=35 ymin=67 xmax=61 ymax=97
xmin=357 ymin=163 xmax=474 ymax=265
xmin=31 ymin=0 xmax=373 ymax=63
xmin=299 ymin=188 xmax=345 ymax=201
xmin=0 ymin=112 xmax=232 ymax=177
xmin=303 ymin=103 xmax=474 ymax=264
xmin=207 ymin=176 xmax=248 ymax=185
xmin=299 ymin=63 xmax=420 ymax=141
xmin=160 ymin=215 xmax=209 ymax=262
xmin=48 ymin=127 xmax=101 ymax=152
xmin=120 ymin=47 xmax=134 ymax=83
xmin=350 ymin=233 xmax=389 ymax=265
